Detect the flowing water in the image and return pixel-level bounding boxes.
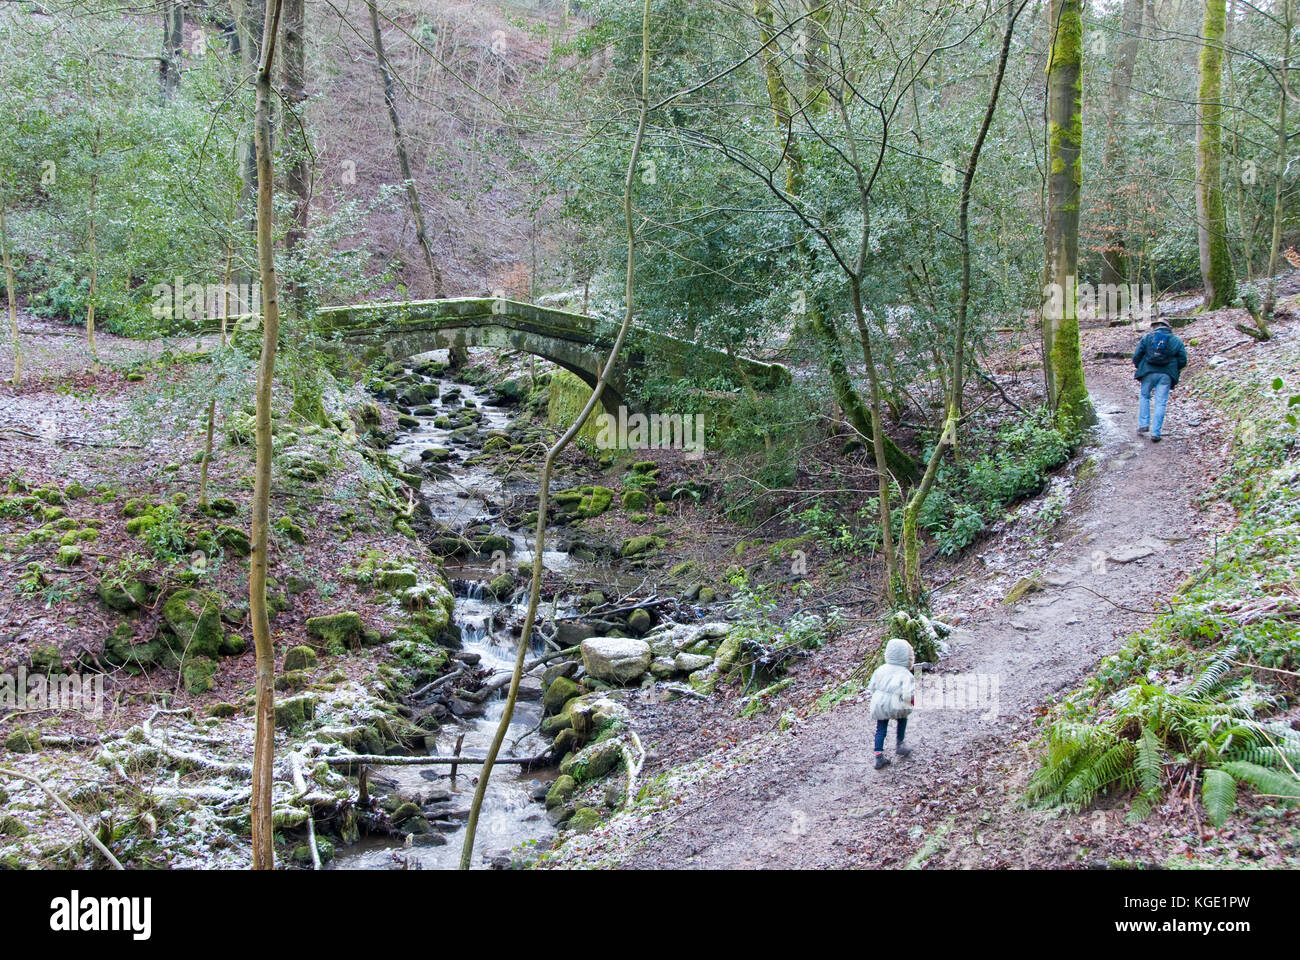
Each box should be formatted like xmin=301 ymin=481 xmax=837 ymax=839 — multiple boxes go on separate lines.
xmin=332 ymin=356 xmax=573 ymax=869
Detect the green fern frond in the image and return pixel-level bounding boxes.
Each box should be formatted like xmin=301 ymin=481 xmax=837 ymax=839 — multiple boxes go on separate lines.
xmin=1063 ymin=741 xmax=1136 ymax=809
xmin=1224 ymin=744 xmax=1300 ymax=769
xmin=1136 ymin=726 xmax=1163 ymax=797
xmin=1188 ymin=657 xmax=1234 ymax=700
xmin=1219 ymin=761 xmax=1300 ymax=801
xmin=1202 ymin=768 xmax=1237 ymax=827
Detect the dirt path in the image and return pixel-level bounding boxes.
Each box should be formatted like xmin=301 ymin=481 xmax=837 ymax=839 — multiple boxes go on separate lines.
xmin=609 ymin=354 xmax=1227 ymax=869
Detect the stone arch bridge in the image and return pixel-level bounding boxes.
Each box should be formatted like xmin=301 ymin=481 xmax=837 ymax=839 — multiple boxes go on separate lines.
xmin=313 ymin=298 xmax=789 ymax=413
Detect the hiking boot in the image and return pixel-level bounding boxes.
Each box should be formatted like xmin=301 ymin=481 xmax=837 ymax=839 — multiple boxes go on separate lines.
xmin=1137 ymin=425 xmax=1149 ymax=434
xmin=874 ymin=752 xmax=891 ymax=770
xmin=1151 ymin=435 xmax=1162 ymax=443
xmin=895 ymin=743 xmax=913 ymax=759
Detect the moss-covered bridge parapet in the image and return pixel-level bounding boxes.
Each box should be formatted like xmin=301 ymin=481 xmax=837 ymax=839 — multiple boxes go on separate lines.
xmin=313 ymin=298 xmax=790 ymax=413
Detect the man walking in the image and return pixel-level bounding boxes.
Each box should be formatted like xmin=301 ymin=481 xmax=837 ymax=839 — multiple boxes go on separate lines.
xmin=1132 ymin=317 xmax=1188 ymax=442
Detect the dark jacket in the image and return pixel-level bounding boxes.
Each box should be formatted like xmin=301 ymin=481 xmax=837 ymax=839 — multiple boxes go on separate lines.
xmin=1133 ymin=327 xmax=1188 ymax=388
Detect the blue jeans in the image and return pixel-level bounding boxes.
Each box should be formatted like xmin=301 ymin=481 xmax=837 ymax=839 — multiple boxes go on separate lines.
xmin=1139 ymin=373 xmax=1172 ymax=438
xmin=874 ymin=717 xmax=907 ymax=752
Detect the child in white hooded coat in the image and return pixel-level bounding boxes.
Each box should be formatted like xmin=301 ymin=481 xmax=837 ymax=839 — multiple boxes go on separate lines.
xmin=867 ymin=637 xmax=915 ymax=769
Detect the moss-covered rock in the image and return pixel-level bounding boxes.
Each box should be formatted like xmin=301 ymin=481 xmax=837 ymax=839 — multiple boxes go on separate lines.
xmin=568 ymin=806 xmax=603 ymax=833
xmin=620 ymin=535 xmax=665 ymax=558
xmin=181 ymin=659 xmax=218 ymax=694
xmin=200 ymin=497 xmax=238 ymax=517
xmin=377 ymin=567 xmax=419 ymax=590
xmin=283 ymin=645 xmax=319 ymax=671
xmin=161 ymin=589 xmax=224 ymax=659
xmin=626 ymin=608 xmax=652 ymax=635
xmin=28 ymin=644 xmax=63 ymax=673
xmin=273 ymin=517 xmax=307 ymax=545
xmin=306 ymin=612 xmax=364 ymax=650
xmin=4 ymin=728 xmax=41 ymax=753
xmin=544 ymin=774 xmax=577 ymax=810
xmin=217 ymin=525 xmax=251 ymax=556
xmin=208 ymin=702 xmax=239 ymax=718
xmin=559 ymin=738 xmax=624 ymax=784
xmin=274 ymin=694 xmax=317 ymax=729
xmin=488 ymin=573 xmax=516 ymax=601
xmin=621 ymin=488 xmax=650 ymax=511
xmin=543 ymin=675 xmax=581 ymax=715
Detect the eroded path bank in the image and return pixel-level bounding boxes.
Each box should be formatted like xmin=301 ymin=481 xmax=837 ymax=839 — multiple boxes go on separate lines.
xmin=547 ymin=341 xmax=1238 ymax=869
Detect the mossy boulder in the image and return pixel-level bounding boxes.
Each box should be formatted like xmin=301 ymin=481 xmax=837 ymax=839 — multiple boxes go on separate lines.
xmin=621 ymin=488 xmax=650 ymax=511
xmin=620 ymin=535 xmax=665 ymax=558
xmin=273 ymin=517 xmax=307 ymax=545
xmin=554 ymin=485 xmax=614 ymax=519
xmin=283 ymin=645 xmax=319 ymax=671
xmin=274 ymin=694 xmax=317 ymax=729
xmin=216 ymin=525 xmax=251 ymax=556
xmin=559 ymin=738 xmax=624 ymax=784
xmin=4 ymin=728 xmax=41 ymax=753
xmin=626 ymin=608 xmax=652 ymax=635
xmin=376 ymin=567 xmax=419 ymax=590
xmin=488 ymin=573 xmax=516 ymax=601
xmin=28 ymin=644 xmax=63 ymax=673
xmin=0 ymin=815 xmax=30 ymax=838
xmin=544 ymin=774 xmax=576 ymax=809
xmin=568 ymin=806 xmax=603 ymax=833
xmin=306 ymin=612 xmax=364 ymax=650
xmin=181 ymin=659 xmax=218 ymax=694
xmin=161 ymin=589 xmax=225 ymax=659
xmin=543 ymin=675 xmax=581 ymax=715
xmin=200 ymin=497 xmax=238 ymax=517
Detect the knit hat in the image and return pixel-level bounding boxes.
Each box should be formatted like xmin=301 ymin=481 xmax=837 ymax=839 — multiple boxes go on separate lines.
xmin=1152 ymin=317 xmax=1171 ymax=329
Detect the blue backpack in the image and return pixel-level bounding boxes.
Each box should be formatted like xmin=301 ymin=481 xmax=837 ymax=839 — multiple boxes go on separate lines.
xmin=1147 ymin=329 xmax=1175 ymax=365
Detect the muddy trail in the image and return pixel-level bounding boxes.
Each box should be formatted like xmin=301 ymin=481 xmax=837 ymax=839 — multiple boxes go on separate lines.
xmin=605 ymin=355 xmax=1227 ymax=869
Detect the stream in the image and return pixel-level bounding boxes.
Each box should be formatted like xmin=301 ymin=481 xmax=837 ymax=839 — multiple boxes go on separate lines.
xmin=332 ymin=354 xmax=579 ymax=869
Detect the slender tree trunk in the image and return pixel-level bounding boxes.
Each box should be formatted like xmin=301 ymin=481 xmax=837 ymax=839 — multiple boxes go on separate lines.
xmin=2 ymin=202 xmax=19 ymax=388
xmin=1258 ymin=0 xmax=1291 ymax=331
xmin=249 ymin=0 xmax=284 ymax=873
xmin=160 ymin=1 xmax=185 ymax=99
xmin=1196 ymin=0 xmax=1237 ymax=309
xmin=1099 ymin=0 xmax=1144 ymax=296
xmin=281 ymin=0 xmax=308 ymax=263
xmin=199 ymin=246 xmax=233 ymax=510
xmin=459 ymin=0 xmax=654 ymax=871
xmin=1044 ymin=0 xmax=1095 ymax=428
xmin=85 ymin=116 xmax=101 ymax=368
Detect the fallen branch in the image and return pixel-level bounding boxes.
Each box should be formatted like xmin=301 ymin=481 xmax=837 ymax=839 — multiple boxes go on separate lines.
xmin=289 ymin=752 xmax=321 ymax=871
xmin=317 ymin=752 xmax=550 ymax=768
xmin=0 ymin=765 xmax=124 ymax=869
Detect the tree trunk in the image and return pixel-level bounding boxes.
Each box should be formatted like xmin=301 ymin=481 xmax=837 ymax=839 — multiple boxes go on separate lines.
xmin=160 ymin=1 xmax=185 ymax=99
xmin=1196 ymin=0 xmax=1236 ymax=309
xmin=1044 ymin=0 xmax=1095 ymax=428
xmin=249 ymin=0 xmax=284 ymax=872
xmin=1098 ymin=0 xmax=1144 ymax=296
xmin=281 ymin=0 xmax=308 ymax=261
xmin=1258 ymin=0 xmax=1291 ymax=331
xmin=2 ymin=202 xmax=19 ymax=388
xmin=85 ymin=115 xmax=101 ymax=367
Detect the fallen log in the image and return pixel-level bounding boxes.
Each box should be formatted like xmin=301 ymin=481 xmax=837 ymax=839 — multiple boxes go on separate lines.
xmin=317 ymin=752 xmax=550 ymax=768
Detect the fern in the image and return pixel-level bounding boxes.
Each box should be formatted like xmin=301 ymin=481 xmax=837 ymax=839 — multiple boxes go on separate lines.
xmin=1188 ymin=657 xmax=1234 ymax=700
xmin=1136 ymin=725 xmax=1163 ymax=800
xmin=1219 ymin=761 xmax=1300 ymax=801
xmin=1202 ymin=768 xmax=1237 ymax=827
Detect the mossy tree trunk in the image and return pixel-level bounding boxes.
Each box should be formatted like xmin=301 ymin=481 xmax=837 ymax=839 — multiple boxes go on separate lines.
xmin=1044 ymin=0 xmax=1095 ymax=429
xmin=249 ymin=0 xmax=284 ymax=873
xmin=1196 ymin=0 xmax=1237 ymax=310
